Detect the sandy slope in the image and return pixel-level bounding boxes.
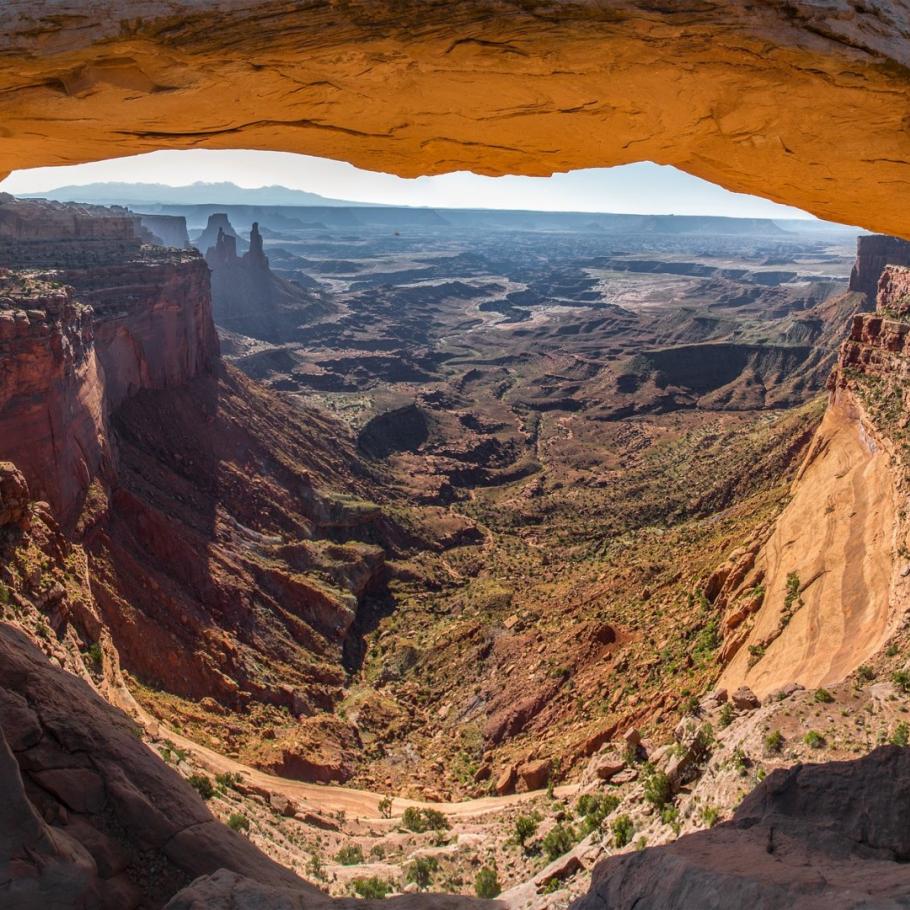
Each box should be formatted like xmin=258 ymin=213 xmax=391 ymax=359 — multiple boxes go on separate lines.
xmin=720 ymin=391 xmax=899 ymax=698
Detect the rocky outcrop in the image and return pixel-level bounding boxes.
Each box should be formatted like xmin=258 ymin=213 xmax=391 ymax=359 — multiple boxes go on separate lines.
xmin=205 ymin=220 xmax=328 ymax=341
xmin=573 ymin=747 xmax=910 ymax=910
xmin=848 ymin=235 xmax=910 ymax=306
xmin=4 ymin=5 xmax=910 ymax=236
xmin=0 ymin=196 xmax=218 ymax=527
xmin=718 ymin=264 xmax=910 ymax=697
xmin=0 ymin=623 xmax=314 ymax=909
xmin=193 ymin=213 xmax=245 ymax=256
xmin=140 ymin=213 xmax=191 ymax=250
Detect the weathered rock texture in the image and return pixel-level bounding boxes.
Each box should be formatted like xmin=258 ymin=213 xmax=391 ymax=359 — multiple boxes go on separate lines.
xmin=717 ymin=264 xmax=910 ymax=697
xmin=849 ymin=235 xmax=910 ymax=305
xmin=0 ymin=623 xmax=314 ymax=909
xmin=5 ymin=2 xmax=910 ymax=235
xmin=0 ymin=195 xmax=218 ymax=527
xmin=573 ymin=746 xmax=910 ymax=910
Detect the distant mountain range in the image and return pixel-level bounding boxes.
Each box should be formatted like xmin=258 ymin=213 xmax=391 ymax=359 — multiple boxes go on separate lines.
xmin=19 ymin=181 xmax=857 ymax=236
xmin=22 ymin=181 xmax=371 ymax=208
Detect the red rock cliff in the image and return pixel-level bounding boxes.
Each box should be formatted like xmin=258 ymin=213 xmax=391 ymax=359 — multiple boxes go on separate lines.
xmin=848 ymin=235 xmax=910 ymax=307
xmin=0 ymin=196 xmax=218 ymax=527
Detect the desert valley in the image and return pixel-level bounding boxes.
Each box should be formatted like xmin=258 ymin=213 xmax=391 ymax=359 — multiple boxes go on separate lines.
xmin=5 ymin=2 xmax=910 ymax=908
xmin=3 ymin=182 xmax=910 ymax=908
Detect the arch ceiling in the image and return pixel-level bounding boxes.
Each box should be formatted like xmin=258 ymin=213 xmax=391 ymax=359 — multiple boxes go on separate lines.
xmin=3 ymin=1 xmax=910 ymax=235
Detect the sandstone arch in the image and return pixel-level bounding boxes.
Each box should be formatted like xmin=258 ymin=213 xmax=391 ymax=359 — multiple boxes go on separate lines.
xmin=3 ymin=1 xmax=910 ymax=236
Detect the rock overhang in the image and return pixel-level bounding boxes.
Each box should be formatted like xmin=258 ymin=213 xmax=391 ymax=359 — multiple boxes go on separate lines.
xmin=2 ymin=1 xmax=910 ymax=235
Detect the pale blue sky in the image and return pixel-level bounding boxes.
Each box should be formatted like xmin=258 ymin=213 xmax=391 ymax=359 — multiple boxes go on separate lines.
xmin=0 ymin=149 xmax=815 ymax=219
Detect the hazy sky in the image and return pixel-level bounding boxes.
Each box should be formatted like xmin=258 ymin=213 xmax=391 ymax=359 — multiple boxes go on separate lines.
xmin=0 ymin=149 xmax=815 ymax=219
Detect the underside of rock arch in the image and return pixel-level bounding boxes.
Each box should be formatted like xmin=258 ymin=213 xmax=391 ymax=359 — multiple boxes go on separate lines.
xmin=3 ymin=0 xmax=910 ymax=236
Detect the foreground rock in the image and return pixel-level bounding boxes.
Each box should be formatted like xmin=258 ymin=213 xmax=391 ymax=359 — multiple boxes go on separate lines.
xmin=0 ymin=623 xmax=311 ymax=908
xmin=574 ymin=747 xmax=910 ymax=910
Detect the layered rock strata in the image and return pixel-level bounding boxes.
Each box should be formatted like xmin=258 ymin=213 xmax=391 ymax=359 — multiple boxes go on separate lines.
xmin=715 ymin=264 xmax=910 ymax=696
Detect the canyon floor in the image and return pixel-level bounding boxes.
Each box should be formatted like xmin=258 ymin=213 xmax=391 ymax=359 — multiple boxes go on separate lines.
xmin=4 ymin=196 xmax=910 ymax=907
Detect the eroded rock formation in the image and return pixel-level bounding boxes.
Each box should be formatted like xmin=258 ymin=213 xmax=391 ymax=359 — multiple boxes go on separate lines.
xmin=0 ymin=198 xmax=400 ymax=783
xmin=574 ymin=747 xmax=910 ymax=910
xmin=205 ymin=221 xmax=330 ymax=341
xmin=716 ymin=263 xmax=910 ymax=697
xmin=4 ymin=3 xmax=910 ymax=236
xmin=848 ymin=235 xmax=910 ymax=306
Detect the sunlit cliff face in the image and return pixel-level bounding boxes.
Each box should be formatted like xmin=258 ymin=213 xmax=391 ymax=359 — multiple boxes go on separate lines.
xmin=2 ymin=0 xmax=910 ymax=237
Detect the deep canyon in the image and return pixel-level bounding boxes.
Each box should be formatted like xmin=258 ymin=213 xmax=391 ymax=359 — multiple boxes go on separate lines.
xmin=2 ymin=186 xmax=910 ymax=909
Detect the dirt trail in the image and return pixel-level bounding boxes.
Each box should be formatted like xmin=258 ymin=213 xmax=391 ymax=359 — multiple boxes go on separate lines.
xmin=720 ymin=391 xmax=899 ymax=697
xmin=105 ymin=668 xmax=576 ymax=820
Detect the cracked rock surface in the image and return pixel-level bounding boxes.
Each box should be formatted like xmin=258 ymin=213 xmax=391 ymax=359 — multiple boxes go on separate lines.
xmin=3 ymin=1 xmax=910 ymax=235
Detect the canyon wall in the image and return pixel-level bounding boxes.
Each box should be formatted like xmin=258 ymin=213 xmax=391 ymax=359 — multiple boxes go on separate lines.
xmin=140 ymin=213 xmax=191 ymax=249
xmin=716 ymin=265 xmax=910 ymax=697
xmin=848 ymin=235 xmax=910 ymax=306
xmin=0 ymin=198 xmax=396 ymax=779
xmin=0 ymin=196 xmax=218 ymax=527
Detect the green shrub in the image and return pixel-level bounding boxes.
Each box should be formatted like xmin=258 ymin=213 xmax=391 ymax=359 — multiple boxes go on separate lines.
xmin=857 ymin=665 xmax=875 ymax=682
xmin=216 ymin=771 xmax=241 ymax=790
xmin=542 ymin=823 xmax=577 ymax=861
xmin=813 ymin=688 xmax=834 ymax=704
xmin=575 ymin=792 xmax=619 ymax=834
xmin=474 ymin=867 xmax=501 ymax=899
xmin=643 ymin=769 xmax=672 ymax=810
xmin=188 ymin=774 xmax=214 ymax=800
xmin=892 ymin=670 xmax=910 ymax=693
xmin=86 ymin=641 xmax=103 ymax=671
xmin=406 ymin=856 xmax=438 ymax=890
xmin=378 ymin=795 xmax=393 ymax=819
xmin=804 ymin=730 xmax=825 ymax=749
xmin=513 ymin=812 xmax=540 ymax=849
xmin=764 ymin=730 xmax=784 ymax=754
xmin=718 ymin=702 xmax=734 ymax=728
xmin=890 ymin=722 xmax=910 ymax=747
xmin=701 ymin=804 xmax=719 ymax=827
xmin=611 ymin=814 xmax=634 ymax=848
xmin=351 ymin=877 xmax=392 ymax=899
xmin=307 ymin=852 xmax=326 ymax=881
xmin=227 ymin=813 xmax=249 ymax=832
xmin=336 ymin=844 xmax=364 ymax=866
xmin=402 ymin=806 xmax=449 ymax=833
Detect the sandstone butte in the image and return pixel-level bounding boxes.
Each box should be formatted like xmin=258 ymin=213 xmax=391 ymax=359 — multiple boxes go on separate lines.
xmin=2 ymin=1 xmax=910 ymax=238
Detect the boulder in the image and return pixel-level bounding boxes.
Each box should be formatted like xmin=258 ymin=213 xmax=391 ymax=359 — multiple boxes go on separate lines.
xmin=518 ymin=758 xmax=551 ymax=791
xmin=495 ymin=764 xmax=517 ymax=796
xmin=731 ymin=686 xmax=761 ymax=710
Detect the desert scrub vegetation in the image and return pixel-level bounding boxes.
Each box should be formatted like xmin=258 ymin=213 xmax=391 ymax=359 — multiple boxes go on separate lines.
xmin=474 ymin=866 xmax=501 ymax=899
xmin=227 ymin=813 xmax=249 ymax=833
xmin=406 ymin=856 xmax=439 ymax=890
xmin=764 ymin=729 xmax=784 ymax=754
xmin=611 ymin=814 xmax=634 ymax=848
xmin=513 ymin=812 xmax=540 ymax=850
xmin=804 ymin=730 xmax=825 ymax=749
xmin=188 ymin=773 xmax=214 ymax=800
xmin=336 ymin=845 xmax=364 ymax=865
xmin=542 ymin=822 xmax=578 ymax=861
xmin=642 ymin=767 xmax=672 ymax=810
xmin=576 ymin=792 xmax=620 ymax=834
xmin=350 ymin=877 xmax=393 ymax=899
xmin=401 ymin=806 xmax=449 ymax=833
